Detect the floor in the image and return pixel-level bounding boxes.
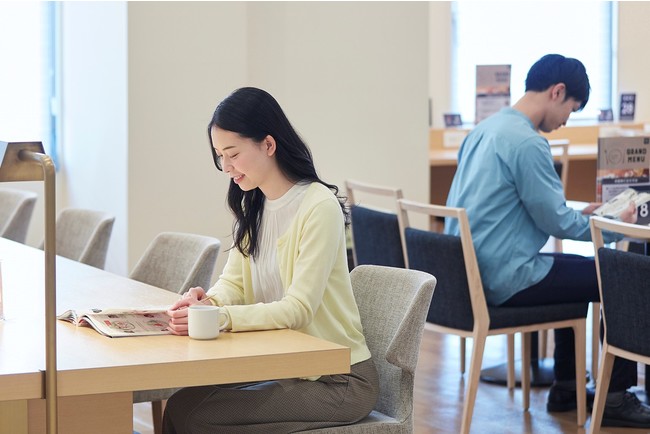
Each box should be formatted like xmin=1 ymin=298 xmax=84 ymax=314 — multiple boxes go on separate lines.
xmin=133 ymin=240 xmax=649 ymax=434
xmin=133 ymin=323 xmax=649 ymax=433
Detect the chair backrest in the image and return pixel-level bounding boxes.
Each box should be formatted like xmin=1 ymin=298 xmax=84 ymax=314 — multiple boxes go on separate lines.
xmin=397 ymin=199 xmax=489 ymax=330
xmin=549 ymin=139 xmax=570 ymax=190
xmin=350 ymin=264 xmax=436 ymax=425
xmin=591 ymin=216 xmax=650 ymax=357
xmin=129 ymin=232 xmax=221 ymax=294
xmin=0 ymin=188 xmax=37 ymax=243
xmin=48 ymin=208 xmax=115 ymax=269
xmin=345 ymin=179 xmax=406 ymax=268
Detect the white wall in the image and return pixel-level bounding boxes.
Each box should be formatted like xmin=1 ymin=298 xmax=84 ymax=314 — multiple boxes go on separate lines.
xmin=246 ymin=2 xmax=429 ymax=204
xmin=59 ymin=1 xmax=128 ymax=274
xmin=429 ymin=2 xmax=452 ymax=128
xmin=617 ymin=2 xmax=650 ymax=123
xmin=125 ymin=1 xmax=429 ymax=279
xmin=127 ymin=2 xmax=248 ymax=279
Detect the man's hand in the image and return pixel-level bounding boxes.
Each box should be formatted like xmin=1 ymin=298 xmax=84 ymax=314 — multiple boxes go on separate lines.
xmin=581 ymin=202 xmax=602 ymax=215
xmin=619 ymin=201 xmax=638 ymax=224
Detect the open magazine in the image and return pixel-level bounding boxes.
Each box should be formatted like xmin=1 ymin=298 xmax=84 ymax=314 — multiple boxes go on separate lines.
xmin=592 ymin=188 xmax=650 ymax=219
xmin=57 ymin=308 xmax=172 ymax=338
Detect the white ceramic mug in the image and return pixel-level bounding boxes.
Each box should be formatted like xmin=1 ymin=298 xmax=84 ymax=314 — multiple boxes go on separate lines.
xmin=188 ymin=305 xmax=228 ymax=340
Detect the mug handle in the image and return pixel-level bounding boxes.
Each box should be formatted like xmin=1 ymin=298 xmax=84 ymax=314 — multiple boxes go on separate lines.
xmin=217 ymin=309 xmax=229 ymax=331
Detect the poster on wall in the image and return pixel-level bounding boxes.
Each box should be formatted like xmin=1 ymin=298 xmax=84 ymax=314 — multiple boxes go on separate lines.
xmin=443 ymin=113 xmax=463 ymax=127
xmin=598 ymin=108 xmax=614 ymax=122
xmin=619 ymin=93 xmax=636 ymax=121
xmin=597 ymin=135 xmax=650 ymax=224
xmin=475 ymin=64 xmax=511 ymax=124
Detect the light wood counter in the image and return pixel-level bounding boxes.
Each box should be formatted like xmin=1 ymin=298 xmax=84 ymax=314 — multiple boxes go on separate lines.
xmin=428 ymin=123 xmax=646 ymax=206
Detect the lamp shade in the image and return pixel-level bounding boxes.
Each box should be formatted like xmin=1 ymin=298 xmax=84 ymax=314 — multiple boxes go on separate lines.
xmin=0 ymin=141 xmax=46 ymax=182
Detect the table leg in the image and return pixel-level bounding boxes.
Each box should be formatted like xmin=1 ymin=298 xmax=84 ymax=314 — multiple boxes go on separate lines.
xmin=27 ymin=392 xmax=133 ymax=434
xmin=0 ymin=400 xmax=28 ymax=434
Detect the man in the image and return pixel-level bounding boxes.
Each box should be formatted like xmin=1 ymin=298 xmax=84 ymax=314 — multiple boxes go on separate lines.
xmin=445 ymin=54 xmax=650 ymax=428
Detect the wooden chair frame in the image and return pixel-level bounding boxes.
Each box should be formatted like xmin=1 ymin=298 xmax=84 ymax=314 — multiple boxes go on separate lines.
xmin=345 ymin=179 xmax=405 ymax=268
xmin=397 ymin=199 xmax=587 ymax=434
xmin=346 ymin=180 xmax=472 ymax=376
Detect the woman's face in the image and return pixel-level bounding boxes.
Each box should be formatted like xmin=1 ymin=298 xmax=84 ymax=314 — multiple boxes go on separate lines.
xmin=211 ymin=126 xmax=275 ymax=192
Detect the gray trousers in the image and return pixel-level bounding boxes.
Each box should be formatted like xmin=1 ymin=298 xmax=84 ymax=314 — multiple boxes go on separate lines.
xmin=162 ymin=358 xmax=379 ymax=434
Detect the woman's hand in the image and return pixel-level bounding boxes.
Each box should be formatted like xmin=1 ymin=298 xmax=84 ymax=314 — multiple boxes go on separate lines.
xmin=167 ymin=287 xmax=212 ymax=335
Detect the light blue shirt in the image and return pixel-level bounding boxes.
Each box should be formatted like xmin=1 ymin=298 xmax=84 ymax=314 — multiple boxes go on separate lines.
xmin=445 ymin=108 xmax=615 ymax=306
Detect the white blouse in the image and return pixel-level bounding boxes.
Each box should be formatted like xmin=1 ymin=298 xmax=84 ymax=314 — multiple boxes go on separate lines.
xmin=250 ymin=182 xmax=310 ymax=303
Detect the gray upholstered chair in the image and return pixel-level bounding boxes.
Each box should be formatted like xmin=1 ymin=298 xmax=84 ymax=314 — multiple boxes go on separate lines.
xmin=129 ymin=231 xmax=221 ymax=295
xmin=131 ymin=231 xmax=221 ymax=434
xmin=40 ymin=208 xmax=115 ymax=269
xmin=299 ymin=264 xmax=437 ymax=433
xmin=346 ymin=179 xmax=406 ymax=268
xmin=0 ymin=187 xmax=37 ymax=243
xmin=589 ymin=217 xmax=650 ymax=433
xmin=397 ymin=198 xmax=589 ymax=434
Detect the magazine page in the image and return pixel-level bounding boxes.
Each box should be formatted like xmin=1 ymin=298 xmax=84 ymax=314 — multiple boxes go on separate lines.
xmin=592 ymin=188 xmax=650 ymax=219
xmin=57 ymin=308 xmax=172 ymax=338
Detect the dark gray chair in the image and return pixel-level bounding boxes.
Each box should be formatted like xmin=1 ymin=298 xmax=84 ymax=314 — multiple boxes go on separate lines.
xmin=130 ymin=231 xmax=221 ymax=434
xmin=298 ymin=265 xmax=436 ymax=433
xmin=397 ymin=198 xmax=588 ymax=434
xmin=346 ymin=179 xmax=406 ymax=268
xmin=0 ymin=187 xmax=37 ymax=243
xmin=589 ymin=217 xmax=650 ymax=433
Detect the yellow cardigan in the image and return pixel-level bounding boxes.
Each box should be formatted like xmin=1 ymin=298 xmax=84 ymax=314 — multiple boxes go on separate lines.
xmin=207 ymin=182 xmax=371 ymax=366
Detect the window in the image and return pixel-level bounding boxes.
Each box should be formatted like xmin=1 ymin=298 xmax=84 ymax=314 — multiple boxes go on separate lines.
xmin=451 ymin=1 xmax=613 ymax=123
xmin=0 ymin=2 xmax=58 ymax=160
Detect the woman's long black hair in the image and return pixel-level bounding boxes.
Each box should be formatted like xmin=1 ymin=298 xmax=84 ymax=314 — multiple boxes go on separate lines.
xmin=207 ymin=87 xmax=349 ymax=259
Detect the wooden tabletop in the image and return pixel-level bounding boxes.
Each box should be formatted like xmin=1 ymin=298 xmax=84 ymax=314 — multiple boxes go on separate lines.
xmin=430 ymin=143 xmax=598 ymax=166
xmin=0 ymin=238 xmax=350 ymax=401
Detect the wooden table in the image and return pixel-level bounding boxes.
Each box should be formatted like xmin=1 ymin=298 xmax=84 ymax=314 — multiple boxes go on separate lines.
xmin=0 ymin=238 xmax=350 ymax=433
xmin=430 ymin=143 xmax=598 ymax=206
xmin=429 ymin=121 xmax=649 ymax=206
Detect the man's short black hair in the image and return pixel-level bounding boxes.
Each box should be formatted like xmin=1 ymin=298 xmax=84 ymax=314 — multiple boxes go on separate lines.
xmin=525 ymin=54 xmax=590 ymax=110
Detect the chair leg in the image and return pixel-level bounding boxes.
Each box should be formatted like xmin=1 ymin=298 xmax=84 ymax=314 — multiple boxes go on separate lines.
xmin=152 ymin=400 xmax=166 ymax=434
xmin=460 ymin=337 xmax=466 ymax=374
xmin=507 ymin=334 xmax=515 ymax=390
xmin=521 ymin=333 xmax=531 ymax=411
xmin=460 ymin=333 xmax=487 ymax=434
xmin=588 ymin=348 xmax=615 ymax=434
xmin=574 ymin=321 xmax=587 ymax=426
xmin=539 ymin=329 xmax=548 ymax=359
xmin=591 ymin=302 xmax=601 ymax=381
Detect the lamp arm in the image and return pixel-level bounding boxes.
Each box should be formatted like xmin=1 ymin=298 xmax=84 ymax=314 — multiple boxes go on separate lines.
xmin=19 ymin=150 xmax=58 ymax=434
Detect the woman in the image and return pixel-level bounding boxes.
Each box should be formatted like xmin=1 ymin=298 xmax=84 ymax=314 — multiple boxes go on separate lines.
xmin=163 ymin=87 xmax=379 ymax=433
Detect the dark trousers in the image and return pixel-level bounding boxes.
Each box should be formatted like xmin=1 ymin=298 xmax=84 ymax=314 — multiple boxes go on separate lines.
xmin=501 ymin=253 xmax=637 ymax=392
xmin=162 ymin=358 xmax=379 ymax=434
